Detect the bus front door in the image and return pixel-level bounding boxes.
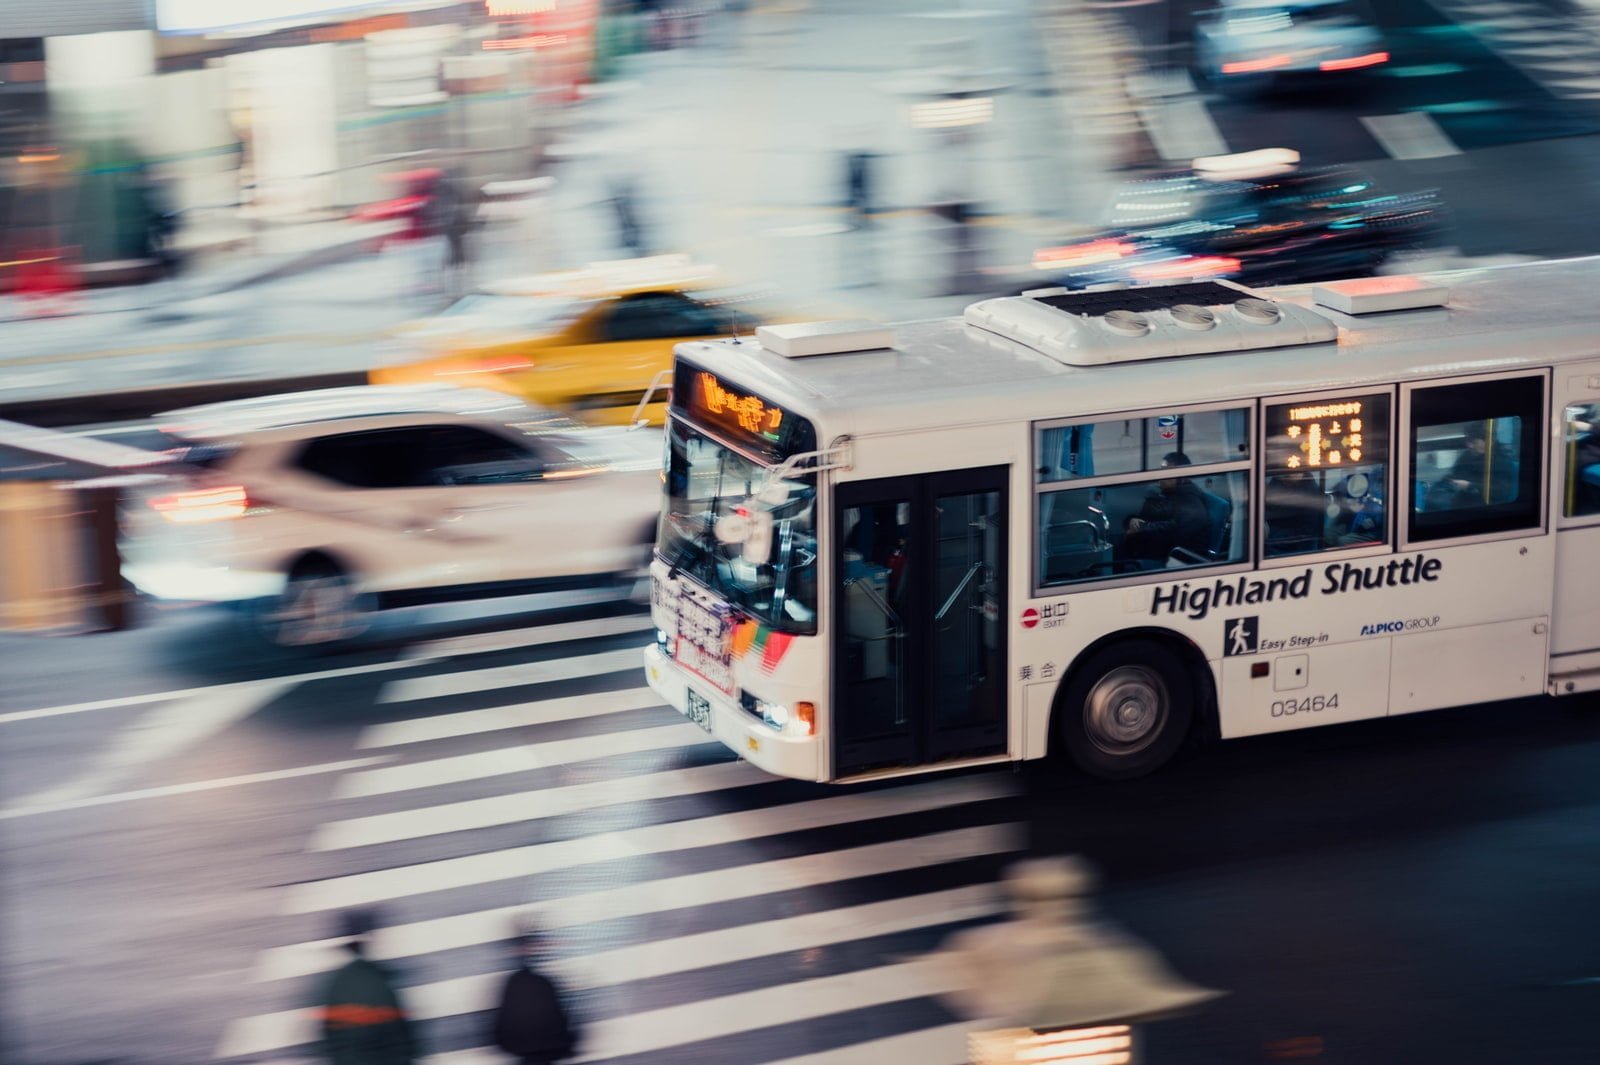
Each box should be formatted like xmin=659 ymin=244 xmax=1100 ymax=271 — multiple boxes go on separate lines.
xmin=834 ymin=466 xmax=1009 ymax=777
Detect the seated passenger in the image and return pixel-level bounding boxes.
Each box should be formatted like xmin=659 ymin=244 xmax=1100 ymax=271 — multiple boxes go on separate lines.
xmin=1575 ymin=416 xmax=1600 ymax=515
xmin=1438 ymin=423 xmax=1516 ymax=509
xmin=1119 ymin=453 xmax=1212 ymax=564
xmin=1328 ymin=473 xmax=1384 ymax=545
xmin=1264 ymin=470 xmax=1326 ymax=555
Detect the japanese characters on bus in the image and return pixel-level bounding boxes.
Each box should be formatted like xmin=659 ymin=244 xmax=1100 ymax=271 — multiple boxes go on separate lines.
xmin=1263 ymin=392 xmax=1391 ymax=558
xmin=675 ymin=361 xmax=816 ymax=462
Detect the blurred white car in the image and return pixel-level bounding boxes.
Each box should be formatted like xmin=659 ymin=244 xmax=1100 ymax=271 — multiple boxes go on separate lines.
xmin=1195 ymin=0 xmax=1388 ymax=89
xmin=122 ymin=385 xmax=662 ymax=646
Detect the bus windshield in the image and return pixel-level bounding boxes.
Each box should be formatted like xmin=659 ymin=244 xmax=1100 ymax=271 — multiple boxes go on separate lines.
xmin=659 ymin=419 xmax=818 ymax=634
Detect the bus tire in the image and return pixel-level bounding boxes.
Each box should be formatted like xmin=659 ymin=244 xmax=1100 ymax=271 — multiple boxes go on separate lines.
xmin=1055 ymin=639 xmax=1193 ymax=780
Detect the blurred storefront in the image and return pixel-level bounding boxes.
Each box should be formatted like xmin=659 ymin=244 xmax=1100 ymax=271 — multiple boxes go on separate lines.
xmin=1 ymin=0 xmax=604 ymax=286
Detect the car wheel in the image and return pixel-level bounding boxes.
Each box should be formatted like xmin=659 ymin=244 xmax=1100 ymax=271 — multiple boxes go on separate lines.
xmin=1055 ymin=639 xmax=1193 ymax=780
xmin=256 ymin=558 xmax=370 ymax=649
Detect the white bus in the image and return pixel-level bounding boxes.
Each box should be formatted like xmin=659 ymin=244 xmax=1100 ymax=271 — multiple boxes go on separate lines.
xmin=641 ymin=261 xmax=1600 ymax=782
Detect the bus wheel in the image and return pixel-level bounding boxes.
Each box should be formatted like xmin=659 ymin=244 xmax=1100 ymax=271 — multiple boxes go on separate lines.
xmin=1057 ymin=640 xmax=1193 ymax=780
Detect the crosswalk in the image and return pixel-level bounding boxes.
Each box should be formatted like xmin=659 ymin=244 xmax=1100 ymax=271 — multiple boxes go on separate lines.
xmin=215 ymin=605 xmax=1023 ymax=1065
xmin=1435 ymin=0 xmax=1600 ymax=100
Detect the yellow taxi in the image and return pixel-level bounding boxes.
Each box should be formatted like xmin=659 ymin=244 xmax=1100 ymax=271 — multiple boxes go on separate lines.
xmin=369 ymin=256 xmax=773 ymax=426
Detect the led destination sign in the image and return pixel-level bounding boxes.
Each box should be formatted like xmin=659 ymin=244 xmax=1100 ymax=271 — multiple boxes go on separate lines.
xmin=675 ymin=362 xmax=817 ymax=461
xmin=1266 ymin=393 xmax=1389 ymax=474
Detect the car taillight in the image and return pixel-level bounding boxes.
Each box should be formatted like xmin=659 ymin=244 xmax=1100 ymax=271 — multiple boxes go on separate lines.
xmin=1032 ymin=239 xmax=1135 ymax=270
xmin=1321 ymin=51 xmax=1388 ymax=72
xmin=148 ymin=485 xmax=257 ymax=524
xmin=1222 ymin=53 xmax=1293 ymax=75
xmin=1129 ymin=255 xmax=1241 ymax=282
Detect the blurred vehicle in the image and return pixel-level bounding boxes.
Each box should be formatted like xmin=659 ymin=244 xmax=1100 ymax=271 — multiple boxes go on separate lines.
xmin=121 ymin=385 xmax=662 ymax=647
xmin=352 ymin=167 xmax=446 ymax=244
xmin=370 ymin=255 xmax=774 ymax=426
xmin=1194 ymin=0 xmax=1389 ymax=91
xmin=1030 ymin=152 xmax=1444 ymax=291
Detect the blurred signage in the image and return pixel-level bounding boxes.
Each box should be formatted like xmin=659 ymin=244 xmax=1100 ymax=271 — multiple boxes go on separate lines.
xmin=486 ymin=0 xmax=558 ymax=12
xmin=1266 ymin=393 xmax=1390 ymax=474
xmin=156 ymin=0 xmax=414 ymax=34
xmin=675 ymin=363 xmax=816 ymax=463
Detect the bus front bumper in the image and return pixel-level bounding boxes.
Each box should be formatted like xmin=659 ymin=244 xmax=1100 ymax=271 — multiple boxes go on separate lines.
xmin=643 ymin=644 xmax=821 ymax=782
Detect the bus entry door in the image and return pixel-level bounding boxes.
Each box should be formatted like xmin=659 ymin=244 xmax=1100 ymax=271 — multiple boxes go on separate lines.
xmin=834 ymin=466 xmax=1009 ymax=776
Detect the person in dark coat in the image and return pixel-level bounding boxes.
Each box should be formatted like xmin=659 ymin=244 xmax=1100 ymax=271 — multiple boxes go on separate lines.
xmin=1121 ymin=452 xmax=1213 ymax=563
xmin=316 ymin=909 xmax=416 ymax=1065
xmin=491 ymin=919 xmax=581 ymax=1065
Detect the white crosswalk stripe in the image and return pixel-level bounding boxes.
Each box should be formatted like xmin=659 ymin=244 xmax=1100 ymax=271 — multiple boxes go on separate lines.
xmin=256 ymin=825 xmax=1017 ymax=981
xmin=331 ymin=721 xmax=706 ymax=798
xmin=401 ymin=614 xmax=656 ymax=662
xmin=222 ymin=889 xmax=1000 ymax=1056
xmin=380 ymin=646 xmax=644 ymax=703
xmin=313 ymin=757 xmax=769 ymax=850
xmin=358 ymin=686 xmax=662 ymax=749
xmin=288 ymin=774 xmax=1008 ymax=913
xmin=218 ymin=613 xmax=1022 ymax=1064
xmin=1432 ymin=0 xmax=1600 ymax=101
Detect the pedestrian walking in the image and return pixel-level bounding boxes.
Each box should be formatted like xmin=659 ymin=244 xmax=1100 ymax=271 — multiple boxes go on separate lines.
xmin=315 ymin=909 xmax=417 ymax=1065
xmin=490 ymin=919 xmax=581 ymax=1065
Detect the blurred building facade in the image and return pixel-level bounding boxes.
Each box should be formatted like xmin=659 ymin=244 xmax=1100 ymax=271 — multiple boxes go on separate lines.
xmin=0 ymin=0 xmax=604 ymax=283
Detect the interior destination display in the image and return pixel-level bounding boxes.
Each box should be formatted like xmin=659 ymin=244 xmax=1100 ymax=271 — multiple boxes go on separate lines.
xmin=1266 ymin=394 xmax=1390 ymax=474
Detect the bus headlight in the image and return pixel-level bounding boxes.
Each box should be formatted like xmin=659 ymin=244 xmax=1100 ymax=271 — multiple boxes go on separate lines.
xmin=757 ymin=699 xmax=815 ymax=737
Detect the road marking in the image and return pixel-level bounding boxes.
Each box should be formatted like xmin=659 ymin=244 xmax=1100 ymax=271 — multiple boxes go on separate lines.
xmin=0 ymin=330 xmax=385 ymax=370
xmin=11 ymin=678 xmax=300 ymax=810
xmin=379 ymin=646 xmax=645 ymax=703
xmin=313 ymin=756 xmax=766 ymax=849
xmin=400 ymin=613 xmax=656 ymax=661
xmin=567 ymin=883 xmax=1000 ymax=987
xmin=238 ymin=891 xmax=999 ymax=1058
xmin=331 ymin=721 xmax=705 ymax=798
xmin=0 ymin=756 xmax=391 ymax=820
xmin=1360 ymin=113 xmax=1463 ymax=160
xmin=254 ymin=824 xmax=1019 ymax=981
xmin=1135 ymin=88 xmax=1228 ymax=162
xmin=219 ymin=955 xmax=962 ymax=1059
xmin=282 ymin=775 xmax=1011 ymax=914
xmin=0 ymin=661 xmax=411 ymax=726
xmin=755 ymin=1022 xmax=971 ymax=1065
xmin=0 ymin=621 xmax=653 ymax=726
xmin=358 ymin=686 xmax=661 ymax=749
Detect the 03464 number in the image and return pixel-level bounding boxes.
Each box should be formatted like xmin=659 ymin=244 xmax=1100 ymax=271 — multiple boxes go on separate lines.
xmin=1271 ymin=694 xmax=1339 ymax=717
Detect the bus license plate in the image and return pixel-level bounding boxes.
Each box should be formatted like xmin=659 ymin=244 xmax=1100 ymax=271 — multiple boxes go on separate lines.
xmin=686 ymin=690 xmax=713 ymax=733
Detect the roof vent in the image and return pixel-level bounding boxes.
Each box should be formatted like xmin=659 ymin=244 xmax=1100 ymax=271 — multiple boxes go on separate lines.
xmin=1234 ymin=297 xmax=1282 ymax=325
xmin=1310 ymin=276 xmax=1448 ymax=315
xmin=1102 ymin=309 xmax=1151 ymax=337
xmin=755 ymin=319 xmax=894 ymax=358
xmin=962 ymin=278 xmax=1337 ymax=367
xmin=1170 ymin=304 xmax=1216 ymax=330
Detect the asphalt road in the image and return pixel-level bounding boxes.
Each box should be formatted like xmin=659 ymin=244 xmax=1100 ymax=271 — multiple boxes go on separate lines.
xmin=4 ymin=598 xmax=1600 ymax=1065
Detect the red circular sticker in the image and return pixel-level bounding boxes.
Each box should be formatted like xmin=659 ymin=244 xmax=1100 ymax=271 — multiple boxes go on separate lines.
xmin=1020 ymin=608 xmax=1040 ymax=629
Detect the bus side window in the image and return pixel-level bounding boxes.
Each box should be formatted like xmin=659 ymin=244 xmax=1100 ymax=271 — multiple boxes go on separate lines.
xmin=1563 ymin=404 xmax=1600 ymax=519
xmin=1035 ymin=406 xmax=1252 ymax=589
xmin=1406 ymin=375 xmax=1545 ymax=543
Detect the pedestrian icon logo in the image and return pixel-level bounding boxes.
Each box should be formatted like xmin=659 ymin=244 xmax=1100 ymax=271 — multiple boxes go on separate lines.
xmin=1225 ymin=616 xmax=1258 ymax=657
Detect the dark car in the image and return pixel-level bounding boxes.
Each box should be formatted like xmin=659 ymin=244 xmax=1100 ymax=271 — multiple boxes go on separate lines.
xmin=1030 ymin=161 xmax=1445 ymax=291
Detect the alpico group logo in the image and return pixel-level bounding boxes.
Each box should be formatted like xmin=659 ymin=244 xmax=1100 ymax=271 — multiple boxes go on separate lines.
xmin=1020 ymin=608 xmax=1040 ymax=629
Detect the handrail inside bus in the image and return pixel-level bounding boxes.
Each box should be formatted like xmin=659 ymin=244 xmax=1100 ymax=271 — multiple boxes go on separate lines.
xmin=767 ymin=439 xmax=853 ymax=483
xmin=629 ymin=369 xmax=674 ymax=430
xmin=935 ymin=561 xmax=986 ymax=621
xmin=844 ymin=574 xmax=902 ymax=630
